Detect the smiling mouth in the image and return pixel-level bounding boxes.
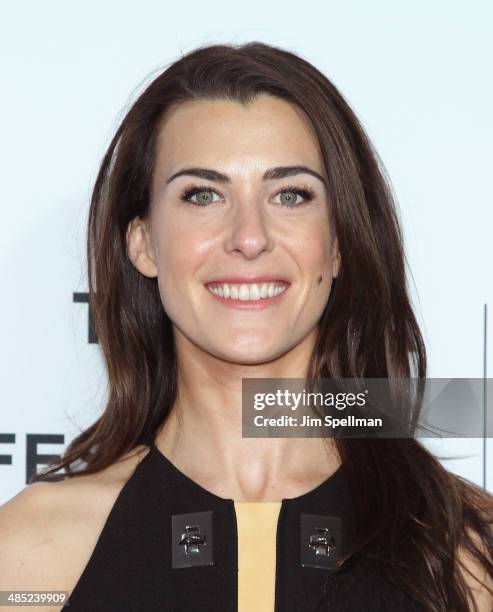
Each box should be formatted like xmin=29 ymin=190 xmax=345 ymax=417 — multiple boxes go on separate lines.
xmin=204 ymin=281 xmax=290 ymax=307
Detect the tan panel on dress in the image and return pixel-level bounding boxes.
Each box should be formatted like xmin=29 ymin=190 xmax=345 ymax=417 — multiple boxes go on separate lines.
xmin=234 ymin=501 xmax=282 ymax=612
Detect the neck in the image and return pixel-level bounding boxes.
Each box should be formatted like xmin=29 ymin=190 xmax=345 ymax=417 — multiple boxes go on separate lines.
xmin=154 ymin=328 xmax=341 ymax=501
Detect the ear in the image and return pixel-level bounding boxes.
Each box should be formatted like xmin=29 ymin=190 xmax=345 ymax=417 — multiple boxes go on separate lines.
xmin=126 ymin=216 xmax=158 ymax=278
xmin=331 ymin=235 xmax=341 ymax=279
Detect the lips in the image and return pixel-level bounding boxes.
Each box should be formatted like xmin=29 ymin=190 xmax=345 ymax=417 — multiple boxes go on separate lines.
xmin=205 ymin=276 xmax=291 ymax=287
xmin=205 ymin=280 xmax=289 ymax=308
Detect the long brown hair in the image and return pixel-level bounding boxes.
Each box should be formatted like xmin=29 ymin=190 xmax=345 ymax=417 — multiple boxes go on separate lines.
xmin=33 ymin=42 xmax=493 ymax=611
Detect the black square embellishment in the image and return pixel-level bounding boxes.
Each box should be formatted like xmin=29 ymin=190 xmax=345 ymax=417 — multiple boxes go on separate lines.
xmin=171 ymin=510 xmax=214 ymax=568
xmin=300 ymin=513 xmax=341 ymax=569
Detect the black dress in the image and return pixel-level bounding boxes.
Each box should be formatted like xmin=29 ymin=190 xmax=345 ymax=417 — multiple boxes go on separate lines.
xmin=61 ymin=442 xmax=423 ymax=611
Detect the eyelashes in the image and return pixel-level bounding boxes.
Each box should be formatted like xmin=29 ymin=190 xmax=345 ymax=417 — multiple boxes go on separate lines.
xmin=178 ymin=183 xmax=317 ymax=208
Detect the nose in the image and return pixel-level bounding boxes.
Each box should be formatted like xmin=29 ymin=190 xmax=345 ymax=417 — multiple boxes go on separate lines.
xmin=224 ymin=202 xmax=274 ymax=260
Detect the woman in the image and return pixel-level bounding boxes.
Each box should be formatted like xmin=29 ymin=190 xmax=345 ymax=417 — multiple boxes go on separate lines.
xmin=1 ymin=41 xmax=492 ymax=611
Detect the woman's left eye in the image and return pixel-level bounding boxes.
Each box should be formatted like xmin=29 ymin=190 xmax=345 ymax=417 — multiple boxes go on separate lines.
xmin=272 ymin=186 xmax=316 ymax=207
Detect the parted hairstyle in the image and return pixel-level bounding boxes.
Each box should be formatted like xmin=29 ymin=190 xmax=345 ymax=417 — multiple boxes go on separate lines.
xmin=34 ymin=41 xmax=493 ymax=611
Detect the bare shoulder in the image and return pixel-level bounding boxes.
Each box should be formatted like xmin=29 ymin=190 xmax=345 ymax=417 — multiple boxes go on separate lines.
xmin=0 ymin=444 xmax=150 ymax=611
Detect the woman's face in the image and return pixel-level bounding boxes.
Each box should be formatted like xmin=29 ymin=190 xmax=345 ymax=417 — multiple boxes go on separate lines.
xmin=127 ymin=94 xmax=340 ymax=365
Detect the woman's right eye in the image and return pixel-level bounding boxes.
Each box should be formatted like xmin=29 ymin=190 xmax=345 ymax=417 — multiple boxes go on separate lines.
xmin=179 ymin=186 xmax=223 ymax=207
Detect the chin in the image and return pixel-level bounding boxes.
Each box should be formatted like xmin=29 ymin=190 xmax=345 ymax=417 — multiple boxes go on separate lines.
xmin=212 ymin=343 xmax=288 ymax=366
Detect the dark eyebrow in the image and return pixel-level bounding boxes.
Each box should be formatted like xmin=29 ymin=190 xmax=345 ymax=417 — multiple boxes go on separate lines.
xmin=165 ymin=165 xmax=327 ymax=187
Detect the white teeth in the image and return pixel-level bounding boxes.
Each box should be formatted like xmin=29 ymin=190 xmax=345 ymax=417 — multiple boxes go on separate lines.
xmin=249 ymin=284 xmax=260 ymax=300
xmin=207 ymin=282 xmax=288 ymax=301
xmin=239 ymin=285 xmax=250 ymax=300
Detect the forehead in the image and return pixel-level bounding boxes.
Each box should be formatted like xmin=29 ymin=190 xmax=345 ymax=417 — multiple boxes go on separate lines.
xmin=153 ymin=94 xmax=324 ymax=180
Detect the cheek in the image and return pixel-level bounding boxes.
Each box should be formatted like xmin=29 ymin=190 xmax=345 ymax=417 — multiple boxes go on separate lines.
xmin=297 ymin=234 xmax=332 ymax=280
xmin=302 ymin=240 xmax=334 ymax=299
xmin=154 ymin=222 xmax=212 ymax=311
xmin=286 ymin=210 xmax=332 ymax=270
xmin=155 ymin=217 xmax=201 ymax=277
xmin=152 ymin=232 xmax=192 ymax=308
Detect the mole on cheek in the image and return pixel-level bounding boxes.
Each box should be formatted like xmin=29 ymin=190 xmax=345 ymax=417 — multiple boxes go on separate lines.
xmin=317 ymin=275 xmax=322 ymax=284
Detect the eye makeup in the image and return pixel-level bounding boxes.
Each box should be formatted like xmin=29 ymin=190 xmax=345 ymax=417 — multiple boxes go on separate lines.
xmin=178 ymin=183 xmax=317 ymax=208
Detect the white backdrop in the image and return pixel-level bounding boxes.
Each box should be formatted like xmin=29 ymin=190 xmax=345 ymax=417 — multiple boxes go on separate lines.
xmin=1 ymin=0 xmax=491 ymax=504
